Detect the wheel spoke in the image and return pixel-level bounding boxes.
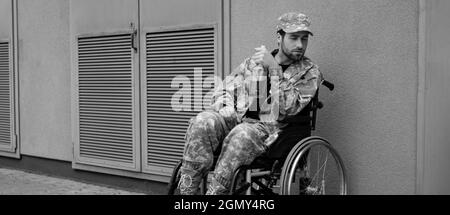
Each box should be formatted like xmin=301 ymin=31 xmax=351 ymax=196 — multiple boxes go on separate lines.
xmin=310 ymin=149 xmax=329 ymax=188
xmin=279 ymin=137 xmax=347 ymax=195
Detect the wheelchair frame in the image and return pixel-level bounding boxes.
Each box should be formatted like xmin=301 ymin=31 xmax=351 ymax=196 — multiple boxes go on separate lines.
xmin=167 ymin=80 xmax=347 ymax=195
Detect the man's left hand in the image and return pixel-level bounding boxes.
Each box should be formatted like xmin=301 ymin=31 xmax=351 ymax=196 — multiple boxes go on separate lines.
xmin=252 ymin=45 xmax=279 ymax=69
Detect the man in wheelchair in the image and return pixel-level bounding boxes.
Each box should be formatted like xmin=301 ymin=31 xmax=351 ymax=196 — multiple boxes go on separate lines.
xmin=178 ymin=12 xmax=324 ymax=195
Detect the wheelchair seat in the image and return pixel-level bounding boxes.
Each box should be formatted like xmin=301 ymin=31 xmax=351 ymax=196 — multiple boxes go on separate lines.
xmin=248 ymin=156 xmax=279 ymax=169
xmin=211 ymin=154 xmax=280 ymax=173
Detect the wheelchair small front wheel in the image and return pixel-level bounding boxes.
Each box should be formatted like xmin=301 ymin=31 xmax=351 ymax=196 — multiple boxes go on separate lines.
xmin=167 ymin=161 xmax=183 ymax=195
xmin=279 ymin=136 xmax=347 ymax=195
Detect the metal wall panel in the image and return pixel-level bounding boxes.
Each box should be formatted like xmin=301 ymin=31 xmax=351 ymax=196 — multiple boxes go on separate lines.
xmin=18 ymin=0 xmax=71 ymax=161
xmin=71 ymin=0 xmax=140 ymax=171
xmin=0 ymin=41 xmax=14 ymax=153
xmin=71 ymin=0 xmax=223 ymax=180
xmin=143 ymin=26 xmax=216 ymax=176
xmin=76 ymin=33 xmax=136 ymax=169
xmin=0 ymin=0 xmax=16 ymax=158
xmin=139 ymin=0 xmax=222 ymax=179
xmin=0 ymin=0 xmax=12 ymax=39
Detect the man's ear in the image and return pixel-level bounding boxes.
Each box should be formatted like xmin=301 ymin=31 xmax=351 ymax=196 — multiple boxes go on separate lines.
xmin=277 ymin=33 xmax=282 ymax=44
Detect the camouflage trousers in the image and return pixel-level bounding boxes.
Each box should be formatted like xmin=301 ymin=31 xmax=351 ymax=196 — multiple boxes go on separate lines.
xmin=178 ymin=111 xmax=270 ymax=195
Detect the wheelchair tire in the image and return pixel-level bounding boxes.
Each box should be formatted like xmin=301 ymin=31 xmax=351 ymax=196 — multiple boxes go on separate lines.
xmin=279 ymin=136 xmax=347 ymax=195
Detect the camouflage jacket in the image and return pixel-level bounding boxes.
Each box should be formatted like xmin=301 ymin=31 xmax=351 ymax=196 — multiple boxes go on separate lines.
xmin=210 ymin=53 xmax=323 ymax=130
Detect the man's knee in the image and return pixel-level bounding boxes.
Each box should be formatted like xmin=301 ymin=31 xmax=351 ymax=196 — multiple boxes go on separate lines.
xmin=185 ymin=111 xmax=228 ymax=147
xmin=192 ymin=111 xmax=219 ymax=126
xmin=185 ymin=111 xmax=220 ymax=143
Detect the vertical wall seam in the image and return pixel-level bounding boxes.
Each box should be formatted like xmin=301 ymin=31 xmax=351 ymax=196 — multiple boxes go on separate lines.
xmin=416 ymin=0 xmax=426 ymax=195
xmin=12 ymin=0 xmax=20 ymax=158
xmin=222 ymin=0 xmax=231 ymax=78
xmin=137 ymin=0 xmax=142 ymax=172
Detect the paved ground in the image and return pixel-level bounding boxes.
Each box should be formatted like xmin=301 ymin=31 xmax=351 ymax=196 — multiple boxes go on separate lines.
xmin=0 ymin=168 xmax=145 ymax=195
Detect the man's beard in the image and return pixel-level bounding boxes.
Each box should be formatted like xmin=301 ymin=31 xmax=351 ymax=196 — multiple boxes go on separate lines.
xmin=281 ymin=42 xmax=304 ymax=62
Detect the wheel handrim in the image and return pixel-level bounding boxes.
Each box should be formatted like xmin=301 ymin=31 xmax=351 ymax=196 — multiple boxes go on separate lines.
xmin=280 ymin=137 xmax=347 ymax=195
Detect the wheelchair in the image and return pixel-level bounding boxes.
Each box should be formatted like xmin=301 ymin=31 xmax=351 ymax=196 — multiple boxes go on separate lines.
xmin=167 ymin=80 xmax=347 ymax=195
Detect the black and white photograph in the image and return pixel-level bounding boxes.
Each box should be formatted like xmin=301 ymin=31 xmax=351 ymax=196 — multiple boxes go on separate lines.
xmin=0 ymin=0 xmax=449 ymax=202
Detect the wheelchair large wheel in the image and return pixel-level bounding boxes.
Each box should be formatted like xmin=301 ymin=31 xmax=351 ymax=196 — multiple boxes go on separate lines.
xmin=279 ymin=136 xmax=347 ymax=195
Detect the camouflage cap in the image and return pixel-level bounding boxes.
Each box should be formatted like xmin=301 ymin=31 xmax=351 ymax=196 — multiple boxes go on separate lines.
xmin=276 ymin=12 xmax=313 ymax=35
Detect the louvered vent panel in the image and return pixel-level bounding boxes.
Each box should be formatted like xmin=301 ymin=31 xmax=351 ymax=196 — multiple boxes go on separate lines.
xmin=77 ymin=34 xmax=135 ymax=165
xmin=0 ymin=42 xmax=12 ymax=148
xmin=146 ymin=28 xmax=215 ymax=170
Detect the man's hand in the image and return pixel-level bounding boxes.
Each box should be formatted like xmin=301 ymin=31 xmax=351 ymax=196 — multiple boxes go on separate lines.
xmin=218 ymin=106 xmax=236 ymax=119
xmin=251 ymin=45 xmax=279 ymax=69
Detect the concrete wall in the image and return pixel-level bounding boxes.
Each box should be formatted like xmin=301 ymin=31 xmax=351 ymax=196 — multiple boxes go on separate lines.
xmin=70 ymin=0 xmax=138 ymax=35
xmin=140 ymin=0 xmax=220 ymax=29
xmin=18 ymin=0 xmax=72 ymax=161
xmin=0 ymin=0 xmax=12 ymax=39
xmin=230 ymin=0 xmax=419 ymax=194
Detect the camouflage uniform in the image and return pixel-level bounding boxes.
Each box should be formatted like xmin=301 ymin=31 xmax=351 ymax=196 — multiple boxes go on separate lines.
xmin=179 ymin=111 xmax=272 ymax=195
xmin=178 ymin=12 xmax=323 ymax=195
